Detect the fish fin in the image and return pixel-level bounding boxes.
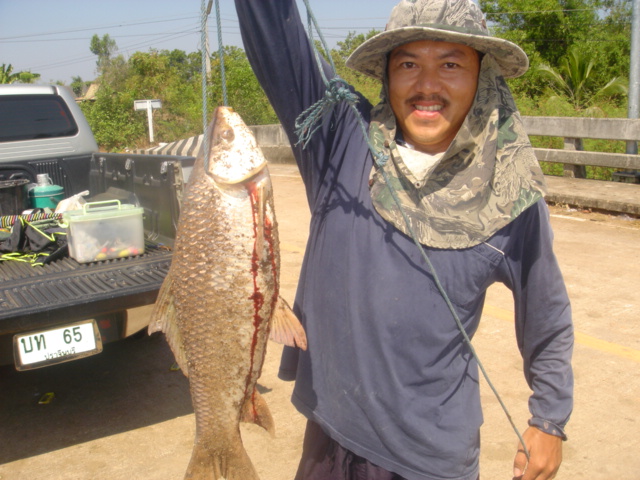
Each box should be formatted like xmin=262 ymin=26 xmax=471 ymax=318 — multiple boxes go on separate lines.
xmin=241 ymin=388 xmax=275 ymax=437
xmin=185 ymin=438 xmax=260 ymax=480
xmin=148 ymin=272 xmax=189 ymax=376
xmin=269 ymin=296 xmax=308 ymax=351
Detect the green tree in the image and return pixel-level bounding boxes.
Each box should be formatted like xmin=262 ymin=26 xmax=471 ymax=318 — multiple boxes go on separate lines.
xmin=478 ymin=0 xmax=631 ymax=100
xmin=330 ymin=30 xmax=383 ymax=105
xmin=17 ymin=71 xmax=41 ymax=83
xmin=70 ymin=76 xmax=90 ymax=97
xmin=588 ymin=0 xmax=632 ymax=89
xmin=480 ymin=0 xmax=600 ymax=64
xmin=537 ymin=45 xmax=628 ymax=111
xmin=80 ymin=84 xmax=145 ymax=151
xmin=126 ymin=50 xmax=201 ymax=143
xmin=1 ymin=63 xmax=40 ymax=84
xmin=161 ymin=49 xmax=201 ymax=83
xmin=101 ymin=54 xmax=129 ymax=91
xmin=1 ymin=64 xmax=20 ymax=84
xmin=210 ymin=46 xmax=278 ymax=125
xmin=90 ymin=34 xmax=118 ymax=75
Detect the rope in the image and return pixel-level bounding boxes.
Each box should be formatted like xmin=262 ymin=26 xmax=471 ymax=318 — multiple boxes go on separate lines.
xmin=0 ymin=252 xmax=50 ymax=264
xmin=297 ymin=0 xmax=530 ymax=462
xmin=200 ymin=0 xmax=210 ymax=170
xmin=215 ymin=0 xmax=229 ymax=106
xmin=294 ymin=4 xmax=364 ymax=149
xmin=295 ymin=78 xmax=360 ymax=147
xmin=1 ymin=213 xmax=62 ymax=229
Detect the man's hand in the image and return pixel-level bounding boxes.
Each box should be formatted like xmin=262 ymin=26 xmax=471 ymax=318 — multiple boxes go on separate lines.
xmin=512 ymin=426 xmax=563 ymax=480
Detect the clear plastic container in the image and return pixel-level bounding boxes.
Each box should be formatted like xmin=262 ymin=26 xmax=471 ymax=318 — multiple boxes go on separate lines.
xmin=64 ymin=200 xmax=144 ymax=263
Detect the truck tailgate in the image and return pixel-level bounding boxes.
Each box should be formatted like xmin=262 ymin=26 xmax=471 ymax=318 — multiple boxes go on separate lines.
xmin=0 ymin=243 xmax=171 ymax=334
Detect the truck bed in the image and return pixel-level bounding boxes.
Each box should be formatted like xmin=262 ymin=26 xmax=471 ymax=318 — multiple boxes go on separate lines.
xmin=0 ymin=152 xmax=192 ymax=366
xmin=0 ymin=242 xmax=171 ymax=334
xmin=0 ymin=151 xmax=194 ymax=331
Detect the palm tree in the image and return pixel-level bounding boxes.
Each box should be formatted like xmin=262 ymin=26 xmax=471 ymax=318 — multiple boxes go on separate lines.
xmin=17 ymin=71 xmax=41 ymax=84
xmin=0 ymin=64 xmax=41 ymax=84
xmin=0 ymin=64 xmax=21 ymax=84
xmin=537 ymin=46 xmax=628 ymax=111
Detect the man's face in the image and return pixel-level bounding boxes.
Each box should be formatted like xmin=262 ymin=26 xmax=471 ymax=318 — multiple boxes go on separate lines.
xmin=387 ymin=40 xmax=481 ymax=155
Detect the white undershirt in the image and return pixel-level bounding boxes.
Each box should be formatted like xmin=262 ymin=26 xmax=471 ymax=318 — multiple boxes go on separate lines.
xmin=397 ymin=144 xmax=443 ymax=180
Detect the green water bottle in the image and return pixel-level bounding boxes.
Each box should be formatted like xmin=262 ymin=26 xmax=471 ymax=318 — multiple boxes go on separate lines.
xmin=29 ymin=174 xmax=64 ymax=210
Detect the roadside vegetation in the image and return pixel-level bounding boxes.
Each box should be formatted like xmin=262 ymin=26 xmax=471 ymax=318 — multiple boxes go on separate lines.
xmin=1 ymin=1 xmax=633 ymax=180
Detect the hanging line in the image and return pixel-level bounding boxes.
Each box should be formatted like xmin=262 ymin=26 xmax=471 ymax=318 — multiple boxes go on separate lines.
xmin=200 ymin=0 xmax=210 ymax=170
xmin=201 ymin=0 xmax=229 ymax=171
xmin=215 ymin=0 xmax=229 ymax=107
xmin=294 ymin=6 xmax=366 ymax=151
xmin=295 ymin=0 xmax=530 ymax=462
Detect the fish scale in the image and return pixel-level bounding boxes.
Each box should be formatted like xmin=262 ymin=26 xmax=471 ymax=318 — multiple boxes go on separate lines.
xmin=149 ymin=106 xmax=306 ymax=480
xmin=175 ymin=174 xmax=273 ymax=476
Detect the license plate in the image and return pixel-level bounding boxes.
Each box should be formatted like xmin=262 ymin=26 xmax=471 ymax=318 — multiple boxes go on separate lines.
xmin=13 ymin=320 xmax=103 ymax=371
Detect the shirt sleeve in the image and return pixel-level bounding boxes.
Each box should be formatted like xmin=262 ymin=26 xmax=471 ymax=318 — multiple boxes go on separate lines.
xmin=233 ymin=0 xmax=370 ymax=208
xmin=501 ymin=200 xmax=574 ymax=439
xmin=233 ymin=0 xmax=331 ymax=142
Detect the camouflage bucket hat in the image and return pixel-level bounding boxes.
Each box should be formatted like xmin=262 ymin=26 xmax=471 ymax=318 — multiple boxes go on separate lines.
xmin=347 ymin=0 xmax=529 ymax=79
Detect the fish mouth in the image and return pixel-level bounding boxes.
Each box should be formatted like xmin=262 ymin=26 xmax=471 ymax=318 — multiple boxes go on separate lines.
xmin=207 ymin=106 xmax=270 ymax=185
xmin=212 ymin=161 xmax=268 ymax=186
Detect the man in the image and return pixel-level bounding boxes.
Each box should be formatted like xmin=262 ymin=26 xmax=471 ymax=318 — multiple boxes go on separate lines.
xmin=234 ymin=1 xmax=573 ymax=479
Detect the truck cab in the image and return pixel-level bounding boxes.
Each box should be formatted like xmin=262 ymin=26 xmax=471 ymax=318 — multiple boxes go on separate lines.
xmin=0 ymin=84 xmax=98 ymax=200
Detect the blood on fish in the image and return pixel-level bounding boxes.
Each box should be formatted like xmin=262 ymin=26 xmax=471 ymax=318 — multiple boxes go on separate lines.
xmin=245 ymin=181 xmax=279 ymax=409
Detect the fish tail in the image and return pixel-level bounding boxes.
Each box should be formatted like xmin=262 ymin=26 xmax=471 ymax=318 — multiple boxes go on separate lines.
xmin=185 ymin=440 xmax=260 ymax=480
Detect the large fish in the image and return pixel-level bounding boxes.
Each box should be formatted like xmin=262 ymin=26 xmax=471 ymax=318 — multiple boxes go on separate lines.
xmin=149 ymin=106 xmax=307 ymax=480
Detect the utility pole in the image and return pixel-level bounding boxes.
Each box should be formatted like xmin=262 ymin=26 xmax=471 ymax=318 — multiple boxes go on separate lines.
xmin=628 ymin=0 xmax=639 ymax=154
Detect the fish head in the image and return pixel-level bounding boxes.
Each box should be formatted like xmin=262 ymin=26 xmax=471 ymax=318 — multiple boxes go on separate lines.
xmin=205 ymin=106 xmax=267 ymax=185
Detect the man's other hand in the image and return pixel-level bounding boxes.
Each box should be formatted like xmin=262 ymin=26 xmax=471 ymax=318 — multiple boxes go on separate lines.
xmin=512 ymin=426 xmax=563 ymax=479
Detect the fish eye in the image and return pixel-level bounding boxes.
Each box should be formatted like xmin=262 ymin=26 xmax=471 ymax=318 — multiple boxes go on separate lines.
xmin=221 ymin=128 xmax=235 ymax=142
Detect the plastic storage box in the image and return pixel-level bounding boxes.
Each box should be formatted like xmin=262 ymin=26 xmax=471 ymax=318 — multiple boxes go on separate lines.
xmin=65 ymin=200 xmax=144 ymax=263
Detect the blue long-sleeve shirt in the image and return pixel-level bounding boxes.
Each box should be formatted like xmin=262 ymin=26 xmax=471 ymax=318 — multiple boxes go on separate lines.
xmin=235 ymin=2 xmax=574 ymax=479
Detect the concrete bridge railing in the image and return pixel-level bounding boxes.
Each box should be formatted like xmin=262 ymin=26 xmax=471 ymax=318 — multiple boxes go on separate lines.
xmin=251 ymin=117 xmax=640 ymax=175
xmin=521 ymin=116 xmax=640 ymax=182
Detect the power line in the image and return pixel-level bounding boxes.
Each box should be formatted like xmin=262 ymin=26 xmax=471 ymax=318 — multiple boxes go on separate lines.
xmin=7 ymin=5 xmax=629 ymax=80
xmin=485 ymin=8 xmax=599 ymax=16
xmin=22 ymin=28 xmax=200 ymax=74
xmin=0 ymin=15 xmax=200 ymax=41
xmin=2 ymin=31 xmax=201 ymax=43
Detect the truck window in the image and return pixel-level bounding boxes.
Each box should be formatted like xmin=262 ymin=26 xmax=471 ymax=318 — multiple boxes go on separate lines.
xmin=0 ymin=94 xmax=79 ymax=142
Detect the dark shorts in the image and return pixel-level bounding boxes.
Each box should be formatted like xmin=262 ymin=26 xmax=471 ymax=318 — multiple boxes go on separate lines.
xmin=294 ymin=420 xmax=481 ymax=480
xmin=294 ymin=420 xmax=407 ymax=480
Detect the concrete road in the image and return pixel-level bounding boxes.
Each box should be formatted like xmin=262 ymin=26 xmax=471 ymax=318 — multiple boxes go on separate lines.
xmin=0 ymin=163 xmax=638 ymax=479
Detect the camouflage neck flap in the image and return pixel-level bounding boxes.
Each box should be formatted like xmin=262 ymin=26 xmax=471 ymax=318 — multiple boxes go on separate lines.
xmin=368 ymin=55 xmax=547 ymax=249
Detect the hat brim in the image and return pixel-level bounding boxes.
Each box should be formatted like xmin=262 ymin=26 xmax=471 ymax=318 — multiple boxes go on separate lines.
xmin=346 ymin=26 xmax=529 ymax=80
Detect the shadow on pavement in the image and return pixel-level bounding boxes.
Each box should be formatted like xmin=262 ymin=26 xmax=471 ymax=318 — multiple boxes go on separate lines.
xmin=0 ymin=332 xmax=192 ymax=464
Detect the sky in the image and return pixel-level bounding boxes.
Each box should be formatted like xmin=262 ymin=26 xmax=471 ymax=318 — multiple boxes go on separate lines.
xmin=0 ymin=0 xmax=394 ymax=85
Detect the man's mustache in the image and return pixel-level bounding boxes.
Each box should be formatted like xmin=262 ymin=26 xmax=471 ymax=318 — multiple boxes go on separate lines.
xmin=406 ymin=94 xmax=450 ymax=108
